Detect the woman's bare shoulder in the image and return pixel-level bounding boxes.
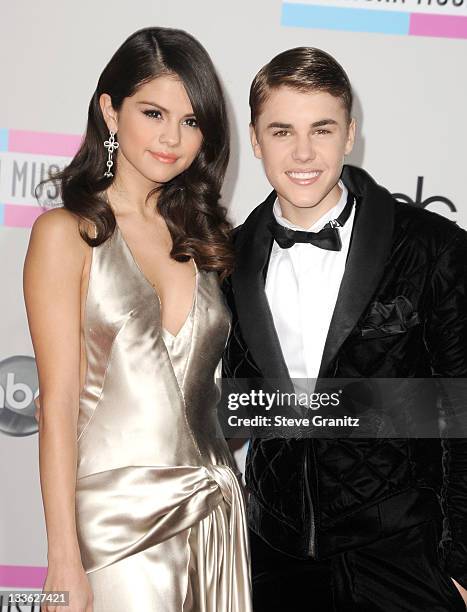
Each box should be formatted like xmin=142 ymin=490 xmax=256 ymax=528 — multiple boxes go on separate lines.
xmin=29 ymin=208 xmax=91 ymax=256
xmin=31 ymin=207 xmax=81 ymax=235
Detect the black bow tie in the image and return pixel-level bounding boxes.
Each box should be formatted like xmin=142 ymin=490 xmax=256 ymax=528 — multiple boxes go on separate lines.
xmin=268 ymin=190 xmax=354 ymax=251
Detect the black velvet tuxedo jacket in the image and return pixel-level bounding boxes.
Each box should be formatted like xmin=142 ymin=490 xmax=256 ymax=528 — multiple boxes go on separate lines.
xmin=222 ymin=165 xmax=467 ymax=588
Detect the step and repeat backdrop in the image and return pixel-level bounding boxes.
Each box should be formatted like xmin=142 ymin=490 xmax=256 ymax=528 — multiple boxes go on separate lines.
xmin=1 ymin=0 xmax=466 ymax=601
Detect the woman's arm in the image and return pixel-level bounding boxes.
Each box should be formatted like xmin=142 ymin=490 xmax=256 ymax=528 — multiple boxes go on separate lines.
xmin=23 ymin=208 xmax=93 ymax=611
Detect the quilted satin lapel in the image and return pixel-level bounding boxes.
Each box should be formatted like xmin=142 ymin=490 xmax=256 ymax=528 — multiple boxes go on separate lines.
xmin=232 ymin=191 xmax=293 ymax=388
xmin=318 ymin=166 xmax=395 ymax=378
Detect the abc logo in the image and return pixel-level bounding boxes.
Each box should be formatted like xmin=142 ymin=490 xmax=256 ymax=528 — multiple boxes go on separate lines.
xmin=393 ymin=177 xmax=457 ymax=223
xmin=0 ymin=355 xmax=39 ymax=437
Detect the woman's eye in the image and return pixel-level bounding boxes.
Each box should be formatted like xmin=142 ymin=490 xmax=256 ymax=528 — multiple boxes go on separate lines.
xmin=183 ymin=117 xmax=198 ymax=128
xmin=143 ymin=110 xmax=162 ymax=119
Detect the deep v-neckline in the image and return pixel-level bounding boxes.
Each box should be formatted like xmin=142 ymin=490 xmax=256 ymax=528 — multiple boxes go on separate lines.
xmin=115 ymin=224 xmax=199 ymax=338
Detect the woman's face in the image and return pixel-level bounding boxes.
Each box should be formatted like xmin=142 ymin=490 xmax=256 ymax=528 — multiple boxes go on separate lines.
xmin=100 ymin=74 xmax=203 ymax=185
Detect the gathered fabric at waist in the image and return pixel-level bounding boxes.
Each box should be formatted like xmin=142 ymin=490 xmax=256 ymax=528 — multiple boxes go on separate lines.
xmin=76 ymin=463 xmax=246 ymax=573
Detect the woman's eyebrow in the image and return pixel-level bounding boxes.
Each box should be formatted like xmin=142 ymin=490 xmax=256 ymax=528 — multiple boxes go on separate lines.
xmin=137 ymin=100 xmax=196 ymax=118
xmin=137 ymin=100 xmax=169 ymax=112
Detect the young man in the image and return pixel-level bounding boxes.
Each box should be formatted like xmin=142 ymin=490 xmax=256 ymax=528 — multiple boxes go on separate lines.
xmin=222 ymin=47 xmax=467 ymax=611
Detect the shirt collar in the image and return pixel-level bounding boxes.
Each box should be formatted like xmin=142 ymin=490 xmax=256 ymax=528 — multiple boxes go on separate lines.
xmin=273 ymin=180 xmax=348 ymax=232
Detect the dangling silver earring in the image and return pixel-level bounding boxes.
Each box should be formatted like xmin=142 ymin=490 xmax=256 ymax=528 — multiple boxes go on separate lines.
xmin=104 ymin=130 xmax=119 ymax=178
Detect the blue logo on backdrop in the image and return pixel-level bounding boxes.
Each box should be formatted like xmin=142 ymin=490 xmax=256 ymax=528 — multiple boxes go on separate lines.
xmin=0 ymin=356 xmax=39 ymax=436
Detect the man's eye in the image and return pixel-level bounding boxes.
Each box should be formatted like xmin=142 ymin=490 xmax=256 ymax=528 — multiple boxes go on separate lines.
xmin=315 ymin=129 xmax=331 ymax=135
xmin=273 ymin=130 xmax=290 ymax=137
xmin=143 ymin=110 xmax=162 ymax=119
xmin=183 ymin=117 xmax=198 ymax=128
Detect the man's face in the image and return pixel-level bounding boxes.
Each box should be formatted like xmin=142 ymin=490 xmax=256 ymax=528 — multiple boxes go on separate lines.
xmin=251 ymin=86 xmax=355 ymax=214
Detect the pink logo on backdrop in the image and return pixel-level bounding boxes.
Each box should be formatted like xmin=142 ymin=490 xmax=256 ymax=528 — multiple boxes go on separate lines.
xmin=281 ymin=1 xmax=467 ymax=40
xmin=0 ymin=564 xmax=47 ymax=590
xmin=0 ymin=128 xmax=82 ymax=229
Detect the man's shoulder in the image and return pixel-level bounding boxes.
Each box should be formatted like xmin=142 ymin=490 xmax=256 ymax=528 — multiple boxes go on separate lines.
xmin=230 ymin=190 xmax=275 ymax=245
xmin=344 ymin=165 xmax=466 ymax=250
xmin=231 ymin=223 xmax=243 ymax=241
xmin=393 ymin=199 xmax=467 ymax=253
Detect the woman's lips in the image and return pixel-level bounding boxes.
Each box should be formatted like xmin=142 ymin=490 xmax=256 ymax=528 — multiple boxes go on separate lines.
xmin=149 ymin=151 xmax=179 ymax=164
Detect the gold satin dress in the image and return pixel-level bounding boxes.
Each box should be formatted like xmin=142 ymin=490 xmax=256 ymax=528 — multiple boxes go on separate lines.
xmin=75 ymin=226 xmax=252 ymax=611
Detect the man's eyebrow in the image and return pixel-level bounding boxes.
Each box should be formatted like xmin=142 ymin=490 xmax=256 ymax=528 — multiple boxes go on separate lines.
xmin=266 ymin=122 xmax=292 ymax=129
xmin=312 ymin=119 xmax=338 ymax=128
xmin=266 ymin=119 xmax=339 ymax=129
xmin=137 ymin=100 xmax=195 ymax=118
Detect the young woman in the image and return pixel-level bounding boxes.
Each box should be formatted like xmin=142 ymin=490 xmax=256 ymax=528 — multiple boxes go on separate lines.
xmin=24 ymin=27 xmax=251 ymax=612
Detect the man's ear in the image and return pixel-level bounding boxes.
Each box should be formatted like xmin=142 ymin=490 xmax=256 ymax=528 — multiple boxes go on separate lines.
xmin=344 ymin=118 xmax=356 ymax=156
xmin=249 ymin=123 xmax=263 ymax=160
xmin=99 ymin=93 xmax=119 ymax=133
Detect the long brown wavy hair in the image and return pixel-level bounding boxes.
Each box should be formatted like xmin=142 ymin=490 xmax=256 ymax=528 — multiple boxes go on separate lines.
xmin=37 ymin=27 xmax=233 ymax=278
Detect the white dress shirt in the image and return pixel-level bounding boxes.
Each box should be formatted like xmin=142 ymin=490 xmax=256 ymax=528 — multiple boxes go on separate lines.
xmin=265 ymin=181 xmax=355 ymax=380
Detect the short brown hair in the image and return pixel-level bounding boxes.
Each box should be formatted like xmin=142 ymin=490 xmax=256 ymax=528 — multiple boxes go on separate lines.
xmin=250 ymin=47 xmax=353 ymax=126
